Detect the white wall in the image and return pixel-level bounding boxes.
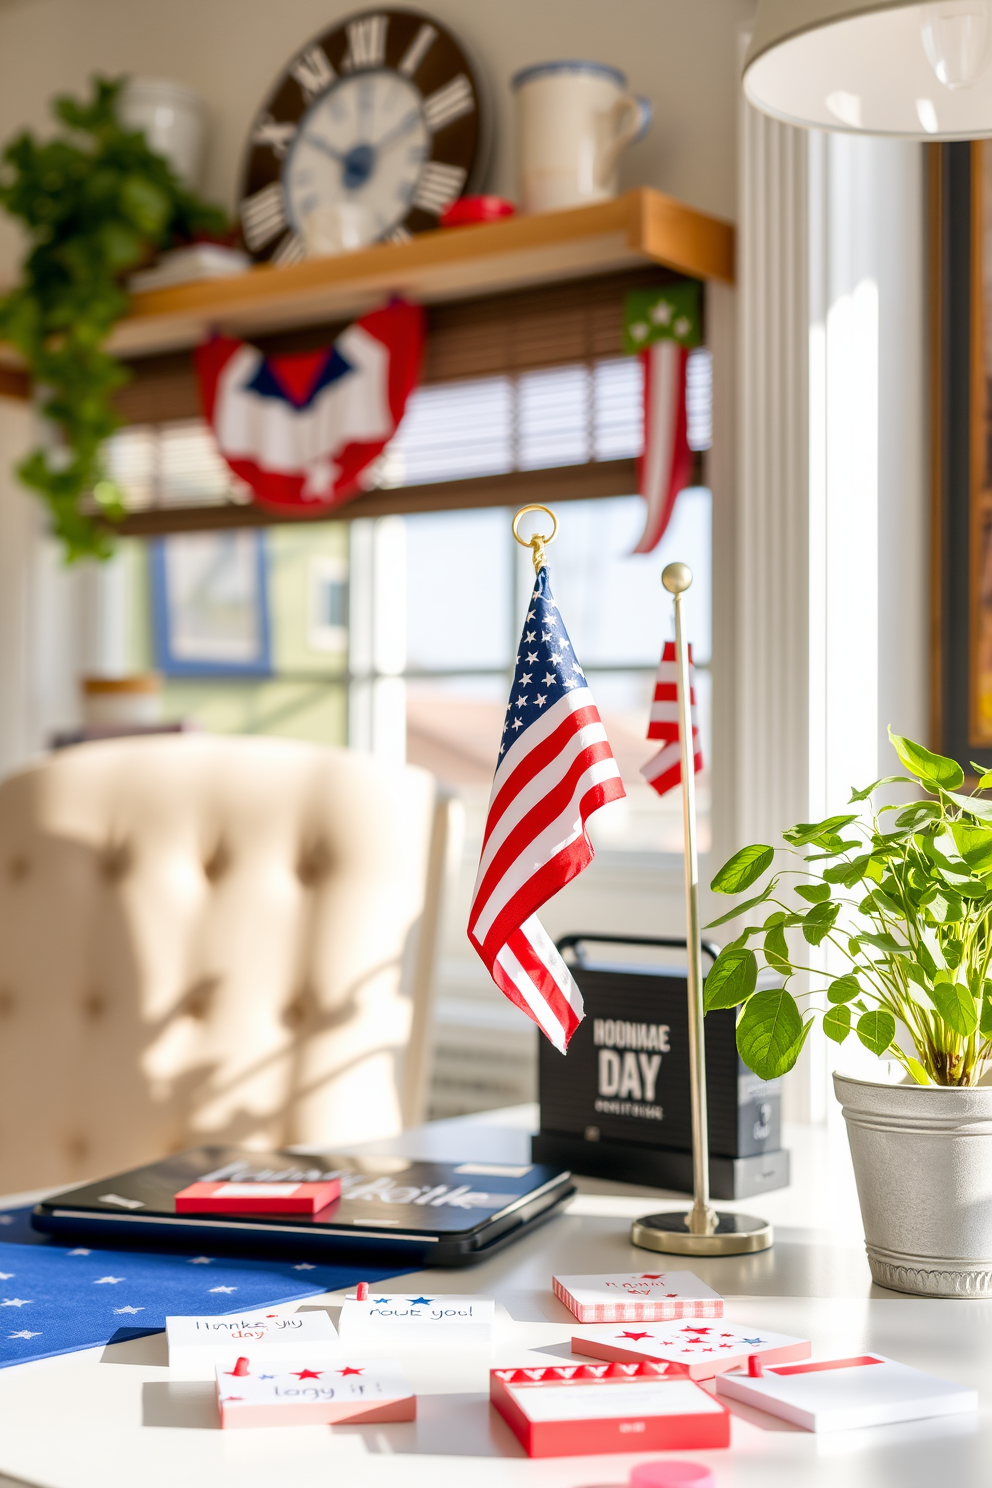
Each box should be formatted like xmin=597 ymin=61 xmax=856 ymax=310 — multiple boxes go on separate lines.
xmin=0 ymin=0 xmax=754 ymax=280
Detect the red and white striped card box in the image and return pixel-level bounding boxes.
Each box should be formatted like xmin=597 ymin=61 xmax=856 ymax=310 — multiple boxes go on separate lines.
xmin=715 ymin=1353 xmax=978 ymax=1432
xmin=553 ymin=1271 xmax=723 ymax=1324
xmin=175 ymin=1179 xmax=340 ymax=1215
xmin=571 ymin=1318 xmax=810 ymax=1379
xmin=490 ymin=1361 xmax=730 ymax=1458
xmin=215 ymin=1357 xmax=415 ymax=1429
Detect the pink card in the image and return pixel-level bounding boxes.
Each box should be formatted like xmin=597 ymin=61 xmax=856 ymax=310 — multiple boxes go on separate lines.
xmin=571 ymin=1318 xmax=810 ymax=1378
xmin=715 ymin=1353 xmax=978 ymax=1432
xmin=490 ymin=1361 xmax=730 ymax=1458
xmin=553 ymin=1271 xmax=723 ymax=1324
xmin=175 ymin=1179 xmax=340 ymax=1215
xmin=215 ymin=1357 xmax=415 ymax=1429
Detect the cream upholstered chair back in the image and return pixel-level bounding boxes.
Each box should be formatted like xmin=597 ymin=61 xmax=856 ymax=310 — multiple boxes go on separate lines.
xmin=0 ymin=734 xmax=456 ymax=1194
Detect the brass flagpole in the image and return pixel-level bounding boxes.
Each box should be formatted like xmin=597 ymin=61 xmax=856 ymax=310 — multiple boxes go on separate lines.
xmin=631 ymin=563 xmax=772 ymax=1256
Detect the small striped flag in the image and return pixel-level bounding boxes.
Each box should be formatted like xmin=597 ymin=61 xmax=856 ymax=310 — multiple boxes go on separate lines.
xmin=641 ymin=641 xmax=703 ymax=797
xmin=468 ymin=567 xmax=625 ymax=1052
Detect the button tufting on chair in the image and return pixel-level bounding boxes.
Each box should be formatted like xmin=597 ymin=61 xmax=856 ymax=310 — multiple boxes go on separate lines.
xmin=0 ymin=734 xmax=458 ymax=1192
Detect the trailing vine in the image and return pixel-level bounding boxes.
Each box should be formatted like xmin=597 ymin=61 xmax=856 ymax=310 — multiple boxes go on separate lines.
xmin=0 ymin=76 xmax=227 ymax=561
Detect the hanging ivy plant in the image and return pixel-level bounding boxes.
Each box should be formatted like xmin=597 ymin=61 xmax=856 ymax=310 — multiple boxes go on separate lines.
xmin=0 ymin=76 xmax=228 ymax=561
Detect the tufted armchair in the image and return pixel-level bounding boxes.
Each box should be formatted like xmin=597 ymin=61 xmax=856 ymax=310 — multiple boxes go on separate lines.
xmin=0 ymin=734 xmax=458 ymax=1194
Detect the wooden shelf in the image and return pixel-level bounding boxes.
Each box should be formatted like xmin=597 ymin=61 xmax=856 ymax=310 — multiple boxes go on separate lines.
xmin=109 ymin=188 xmax=733 ymax=361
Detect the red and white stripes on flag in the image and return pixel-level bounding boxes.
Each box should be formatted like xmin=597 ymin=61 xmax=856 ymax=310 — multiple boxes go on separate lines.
xmin=641 ymin=641 xmax=703 ymax=797
xmin=633 ymin=340 xmax=694 ymax=554
xmin=468 ymin=566 xmax=625 ymax=1052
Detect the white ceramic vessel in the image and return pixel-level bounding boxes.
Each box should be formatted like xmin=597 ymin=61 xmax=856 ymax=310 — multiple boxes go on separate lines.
xmin=511 ymin=61 xmax=650 ymax=214
xmin=119 ymin=77 xmax=207 ymax=189
xmin=834 ymin=1069 xmax=992 ymax=1296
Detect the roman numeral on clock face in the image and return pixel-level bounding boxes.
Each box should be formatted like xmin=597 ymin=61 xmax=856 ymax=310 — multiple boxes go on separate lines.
xmin=251 ymin=114 xmax=296 ymax=159
xmin=398 ymin=22 xmax=437 ymax=78
xmin=343 ymin=14 xmax=387 ymax=71
xmin=291 ymin=44 xmax=336 ymax=101
xmin=241 ymin=182 xmax=287 ymax=250
xmin=412 ymin=161 xmax=467 ymax=215
xmin=422 ymin=74 xmax=475 ymax=133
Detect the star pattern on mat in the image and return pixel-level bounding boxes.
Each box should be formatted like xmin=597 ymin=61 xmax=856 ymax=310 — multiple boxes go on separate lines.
xmin=1 ymin=1298 xmax=30 ymax=1307
xmin=8 ymin=1330 xmax=40 ymax=1339
xmin=114 ymin=1306 xmax=144 ymax=1315
xmin=93 ymin=1276 xmax=124 ymax=1285
xmin=209 ymin=1286 xmax=237 ymax=1294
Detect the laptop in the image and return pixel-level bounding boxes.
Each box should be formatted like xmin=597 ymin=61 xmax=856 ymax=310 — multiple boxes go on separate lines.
xmin=31 ymin=1145 xmax=574 ymax=1267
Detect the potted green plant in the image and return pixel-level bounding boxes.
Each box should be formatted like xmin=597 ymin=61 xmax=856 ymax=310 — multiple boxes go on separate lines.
xmin=705 ymin=728 xmax=992 ymax=1296
xmin=0 ymin=76 xmax=226 ymax=562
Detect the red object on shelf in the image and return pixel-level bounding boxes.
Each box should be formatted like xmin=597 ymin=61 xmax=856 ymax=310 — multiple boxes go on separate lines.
xmin=489 ymin=1361 xmax=730 ymax=1458
xmin=174 ymin=1180 xmax=341 ymax=1215
xmin=440 ymin=195 xmax=516 ymax=227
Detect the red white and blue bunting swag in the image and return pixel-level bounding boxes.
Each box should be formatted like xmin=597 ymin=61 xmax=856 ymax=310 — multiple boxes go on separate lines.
xmin=195 ymin=299 xmax=424 ymax=515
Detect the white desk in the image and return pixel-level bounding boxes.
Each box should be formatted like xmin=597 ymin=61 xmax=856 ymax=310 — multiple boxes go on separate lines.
xmin=0 ymin=1111 xmax=988 ymax=1488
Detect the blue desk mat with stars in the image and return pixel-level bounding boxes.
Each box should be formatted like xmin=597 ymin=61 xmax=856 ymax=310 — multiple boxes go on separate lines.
xmin=0 ymin=1206 xmax=406 ymax=1369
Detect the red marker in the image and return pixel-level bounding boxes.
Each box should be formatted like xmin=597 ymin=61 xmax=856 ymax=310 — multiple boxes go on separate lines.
xmin=748 ymin=1353 xmax=764 ymax=1377
xmin=356 ymin=1282 xmax=369 ymax=1301
xmin=227 ymin=1357 xmax=250 ymax=1377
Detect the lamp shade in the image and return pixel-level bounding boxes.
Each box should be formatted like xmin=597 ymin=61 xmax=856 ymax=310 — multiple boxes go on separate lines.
xmin=744 ymin=0 xmax=992 ymax=137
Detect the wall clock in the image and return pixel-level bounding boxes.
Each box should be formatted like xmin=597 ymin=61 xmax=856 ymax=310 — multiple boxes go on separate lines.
xmin=239 ymin=7 xmax=488 ymax=264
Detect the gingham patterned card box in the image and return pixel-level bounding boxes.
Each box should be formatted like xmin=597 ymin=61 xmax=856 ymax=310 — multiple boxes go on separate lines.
xmin=553 ymin=1271 xmax=723 ymax=1324
xmin=216 ymin=1357 xmax=415 ymax=1429
xmin=571 ymin=1317 xmax=810 ymax=1379
xmin=490 ymin=1361 xmax=730 ymax=1458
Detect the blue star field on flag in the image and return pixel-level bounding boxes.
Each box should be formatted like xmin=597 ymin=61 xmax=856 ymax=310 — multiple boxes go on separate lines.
xmin=499 ymin=569 xmax=587 ymax=749
xmin=0 ymin=1206 xmax=404 ymax=1369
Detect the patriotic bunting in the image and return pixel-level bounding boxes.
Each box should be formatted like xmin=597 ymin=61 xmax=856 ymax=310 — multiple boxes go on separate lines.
xmin=468 ymin=567 xmax=625 ymax=1052
xmin=641 ymin=641 xmax=703 ymax=798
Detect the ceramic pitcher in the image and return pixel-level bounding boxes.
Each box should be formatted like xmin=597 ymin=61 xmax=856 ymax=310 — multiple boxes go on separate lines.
xmin=512 ymin=61 xmax=651 ymax=214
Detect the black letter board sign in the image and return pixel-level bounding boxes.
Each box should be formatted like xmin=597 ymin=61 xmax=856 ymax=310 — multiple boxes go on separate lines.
xmin=531 ymin=935 xmax=790 ymax=1200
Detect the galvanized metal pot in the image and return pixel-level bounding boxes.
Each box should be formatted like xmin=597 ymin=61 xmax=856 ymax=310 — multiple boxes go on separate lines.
xmin=834 ymin=1070 xmax=992 ymax=1297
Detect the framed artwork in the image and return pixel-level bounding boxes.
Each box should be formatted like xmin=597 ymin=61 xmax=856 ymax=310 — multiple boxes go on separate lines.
xmin=150 ymin=531 xmax=273 ymax=677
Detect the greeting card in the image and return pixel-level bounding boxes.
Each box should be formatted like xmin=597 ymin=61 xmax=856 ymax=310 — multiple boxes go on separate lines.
xmin=552 ymin=1271 xmax=723 ymax=1323
xmin=490 ymin=1361 xmax=730 ymax=1457
xmin=215 ymin=1357 xmax=415 ymax=1428
xmin=167 ymin=1309 xmax=337 ymax=1377
xmin=337 ymin=1293 xmax=494 ymax=1348
xmin=571 ymin=1318 xmax=810 ymax=1378
xmin=715 ymin=1353 xmax=978 ymax=1432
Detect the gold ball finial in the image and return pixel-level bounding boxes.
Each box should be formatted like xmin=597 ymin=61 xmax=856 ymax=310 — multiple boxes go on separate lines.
xmin=662 ymin=562 xmax=693 ymax=594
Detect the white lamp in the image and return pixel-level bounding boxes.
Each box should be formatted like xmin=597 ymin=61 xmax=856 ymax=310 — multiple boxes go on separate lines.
xmin=744 ymin=0 xmax=992 ymax=136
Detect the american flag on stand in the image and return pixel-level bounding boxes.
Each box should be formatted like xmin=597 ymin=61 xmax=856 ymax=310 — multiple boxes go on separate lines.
xmin=467 ymin=567 xmax=625 ymax=1052
xmin=641 ymin=640 xmax=703 ymax=796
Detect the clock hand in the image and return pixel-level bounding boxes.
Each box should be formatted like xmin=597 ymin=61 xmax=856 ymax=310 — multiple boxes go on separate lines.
xmin=371 ymin=109 xmax=421 ymax=155
xmin=302 ymin=131 xmax=346 ymax=165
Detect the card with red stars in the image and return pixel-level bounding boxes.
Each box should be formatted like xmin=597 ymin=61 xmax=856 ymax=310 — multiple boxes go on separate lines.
xmin=490 ymin=1361 xmax=730 ymax=1457
xmin=214 ymin=1357 xmax=415 ymax=1429
xmin=570 ymin=1318 xmax=811 ymax=1379
xmin=552 ymin=1270 xmax=723 ymax=1323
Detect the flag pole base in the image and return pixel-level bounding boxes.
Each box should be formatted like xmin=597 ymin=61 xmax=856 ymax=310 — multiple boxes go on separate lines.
xmin=630 ymin=1210 xmax=773 ymax=1256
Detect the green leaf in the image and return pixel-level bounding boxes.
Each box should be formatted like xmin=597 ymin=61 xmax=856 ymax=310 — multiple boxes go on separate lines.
xmin=736 ymin=989 xmax=807 ymax=1080
xmin=763 ymin=919 xmax=792 ymax=974
xmin=704 ymin=879 xmax=778 ymax=929
xmin=703 ymin=945 xmax=758 ymax=1011
xmin=711 ymin=844 xmax=774 ymax=895
xmin=849 ymin=775 xmax=913 ymax=803
xmin=928 ymin=891 xmax=965 ymax=924
xmin=783 ymin=815 xmax=858 ymax=847
xmin=858 ymin=931 xmax=909 ymax=956
xmin=970 ymin=764 xmax=992 ymax=789
xmin=943 ymin=790 xmax=992 ymax=823
xmin=950 ymin=822 xmax=992 ymax=873
xmin=823 ymin=1004 xmax=851 ymax=1043
xmin=794 ymin=883 xmax=831 ymax=904
xmin=856 ymin=1008 xmax=896 ymax=1056
xmin=931 ymin=981 xmax=979 ymax=1037
xmin=823 ymin=857 xmax=871 ymax=887
xmin=888 ymin=729 xmax=964 ymax=790
xmin=802 ymin=900 xmax=839 ymax=946
xmin=827 ymin=974 xmax=861 ymax=1005
xmin=980 ymin=984 xmax=992 ymax=1038
xmin=895 ymin=802 xmax=941 ymax=830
